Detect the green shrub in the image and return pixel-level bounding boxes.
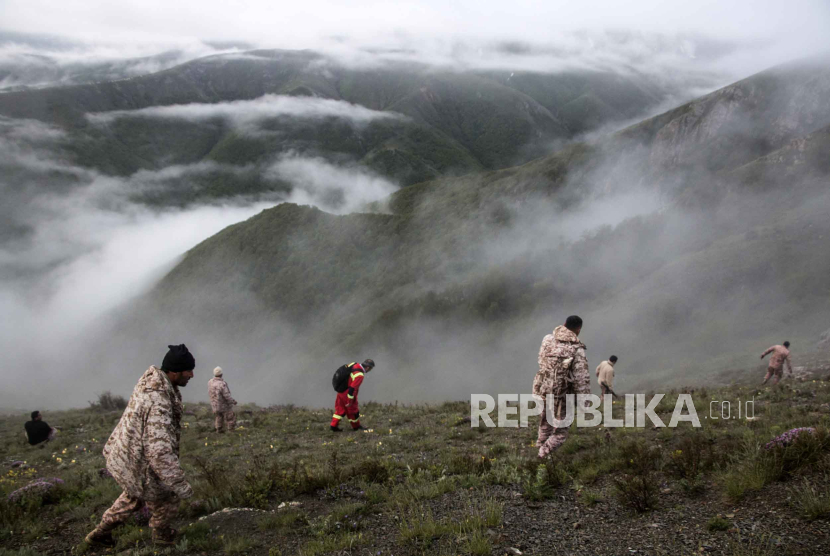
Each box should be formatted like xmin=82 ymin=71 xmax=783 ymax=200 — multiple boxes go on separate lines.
xmin=350 ymin=456 xmax=391 ymax=484
xmin=666 ymin=435 xmax=708 ymax=479
xmin=522 ymin=462 xmax=564 ymax=501
xmin=763 ymin=428 xmax=830 ymax=480
xmin=707 ymin=516 xmax=731 ymax=531
xmin=446 ymin=453 xmax=492 ymax=476
xmin=612 ymin=440 xmax=661 ymax=513
xmin=678 ymin=473 xmax=706 ymax=497
xmin=580 ymin=488 xmax=603 ymax=506
xmin=88 ymin=392 xmax=128 ymax=411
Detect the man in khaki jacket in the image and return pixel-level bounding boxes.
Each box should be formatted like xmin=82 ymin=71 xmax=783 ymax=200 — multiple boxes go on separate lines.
xmin=85 ymin=344 xmax=195 ymax=547
xmin=596 ymin=356 xmax=618 ymax=396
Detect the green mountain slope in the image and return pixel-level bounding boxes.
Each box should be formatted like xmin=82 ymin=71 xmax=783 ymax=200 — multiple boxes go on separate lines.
xmin=130 ymin=57 xmax=830 ymax=397
xmin=0 ymin=49 xmax=677 ymax=207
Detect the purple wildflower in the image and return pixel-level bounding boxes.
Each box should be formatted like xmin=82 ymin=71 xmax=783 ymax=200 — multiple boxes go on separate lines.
xmin=133 ymin=505 xmax=151 ymax=525
xmin=764 ymin=427 xmax=816 ymax=450
xmin=7 ymin=478 xmax=65 ymax=504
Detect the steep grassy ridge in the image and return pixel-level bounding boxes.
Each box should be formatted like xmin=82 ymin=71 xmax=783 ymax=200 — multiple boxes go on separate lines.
xmin=133 ymin=58 xmax=830 ymax=399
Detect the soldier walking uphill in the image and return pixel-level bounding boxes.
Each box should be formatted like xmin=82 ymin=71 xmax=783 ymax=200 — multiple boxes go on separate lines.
xmin=533 ymin=316 xmax=590 ymax=459
xmin=761 ymin=341 xmax=793 ymax=385
xmin=331 ymin=359 xmax=375 ymax=432
xmin=208 ymin=367 xmax=237 ymax=433
xmin=85 ymin=345 xmax=196 ymax=547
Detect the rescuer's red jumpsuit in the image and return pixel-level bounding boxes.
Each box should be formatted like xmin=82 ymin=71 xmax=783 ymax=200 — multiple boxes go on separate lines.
xmin=331 ymin=363 xmax=366 ymax=429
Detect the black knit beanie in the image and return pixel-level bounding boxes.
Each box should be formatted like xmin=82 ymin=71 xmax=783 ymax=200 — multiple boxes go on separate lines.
xmin=161 ymin=344 xmax=195 ymax=372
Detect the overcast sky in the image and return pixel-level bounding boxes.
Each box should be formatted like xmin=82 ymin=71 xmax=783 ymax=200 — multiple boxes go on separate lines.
xmin=2 ymin=0 xmax=829 ymax=78
xmin=2 ymin=0 xmax=828 ymax=43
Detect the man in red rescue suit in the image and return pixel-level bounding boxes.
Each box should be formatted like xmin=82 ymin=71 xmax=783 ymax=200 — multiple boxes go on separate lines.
xmin=331 ymin=359 xmax=375 ymax=432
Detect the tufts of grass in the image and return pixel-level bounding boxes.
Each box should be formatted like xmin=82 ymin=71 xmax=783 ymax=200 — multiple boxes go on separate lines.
xmin=789 ymin=479 xmax=830 ymax=520
xmin=298 ymin=532 xmax=367 ymax=556
xmin=464 ymin=529 xmax=492 ymax=556
xmin=580 ymin=488 xmax=603 ymax=506
xmin=180 ymin=522 xmax=221 ymax=551
xmin=707 ymin=516 xmax=731 ymax=531
xmin=725 ymin=533 xmax=779 ymax=556
xmin=360 ymin=482 xmax=388 ymax=505
xmin=257 ymin=509 xmax=307 ymax=531
xmin=222 ymin=535 xmax=254 ymax=555
xmin=0 ymin=549 xmax=46 ymax=556
xmin=577 ymin=464 xmax=599 ymax=485
xmin=397 ymin=506 xmax=451 ymax=546
xmin=113 ymin=524 xmax=150 ymax=551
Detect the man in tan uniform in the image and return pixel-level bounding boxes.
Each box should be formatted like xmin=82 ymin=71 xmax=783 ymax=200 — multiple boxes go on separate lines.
xmin=596 ymin=355 xmax=618 ymax=396
xmin=533 ymin=315 xmax=590 ymax=458
xmin=208 ymin=367 xmax=237 ymax=433
xmin=85 ymin=344 xmax=195 ymax=547
xmin=761 ymin=341 xmax=793 ymax=385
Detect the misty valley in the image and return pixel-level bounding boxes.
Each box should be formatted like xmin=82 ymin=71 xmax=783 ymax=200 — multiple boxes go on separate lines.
xmin=1 ymin=17 xmax=830 ymax=556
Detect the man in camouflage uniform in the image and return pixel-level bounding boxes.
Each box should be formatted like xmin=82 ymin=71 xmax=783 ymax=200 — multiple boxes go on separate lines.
xmin=85 ymin=344 xmax=196 ymax=547
xmin=533 ymin=316 xmax=590 ymax=458
xmin=208 ymin=366 xmax=237 ymax=433
xmin=761 ymin=341 xmax=793 ymax=385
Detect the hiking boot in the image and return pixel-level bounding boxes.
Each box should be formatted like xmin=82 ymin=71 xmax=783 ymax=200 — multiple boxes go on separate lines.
xmin=84 ymin=528 xmax=115 ymax=547
xmin=330 ymin=426 xmax=343 ymax=432
xmin=152 ymin=526 xmax=177 ymax=545
xmin=352 ymin=425 xmax=367 ymax=431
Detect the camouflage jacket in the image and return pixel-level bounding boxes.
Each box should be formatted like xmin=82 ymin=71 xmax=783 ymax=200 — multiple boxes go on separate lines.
xmin=533 ymin=326 xmax=590 ymax=398
xmin=762 ymin=345 xmax=793 ymax=373
xmin=103 ymin=366 xmax=192 ymax=501
xmin=208 ymin=377 xmax=236 ymax=413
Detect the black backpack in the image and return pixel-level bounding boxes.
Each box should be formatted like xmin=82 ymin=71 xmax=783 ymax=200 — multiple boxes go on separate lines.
xmin=332 ymin=362 xmax=356 ymax=393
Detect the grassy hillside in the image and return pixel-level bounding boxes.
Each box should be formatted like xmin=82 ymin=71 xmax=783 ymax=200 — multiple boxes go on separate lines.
xmin=124 ymin=57 xmax=830 ymax=402
xmin=2 ymin=372 xmax=830 ymax=555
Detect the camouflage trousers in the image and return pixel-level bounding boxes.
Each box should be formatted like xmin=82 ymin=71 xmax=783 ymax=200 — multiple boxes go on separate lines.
xmin=763 ymin=366 xmax=784 ymax=385
xmin=93 ymin=491 xmax=178 ymax=533
xmin=537 ymin=395 xmax=569 ymax=458
xmin=214 ymin=411 xmax=236 ymax=432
